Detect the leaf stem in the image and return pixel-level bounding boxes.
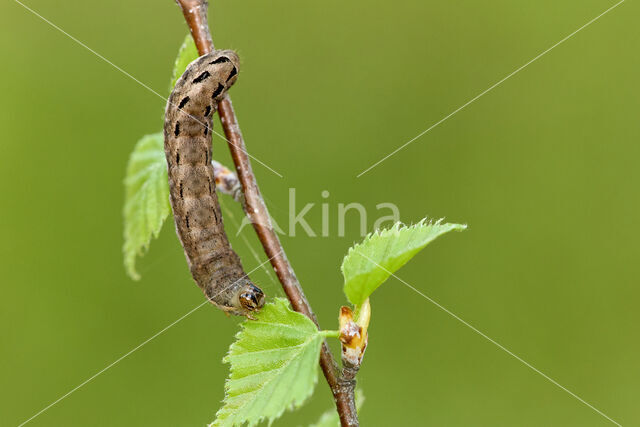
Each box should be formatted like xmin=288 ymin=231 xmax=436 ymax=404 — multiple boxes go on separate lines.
xmin=321 ymin=330 xmax=341 ymax=338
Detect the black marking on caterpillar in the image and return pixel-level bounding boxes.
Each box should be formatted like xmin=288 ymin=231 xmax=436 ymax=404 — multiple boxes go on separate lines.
xmin=226 ymin=67 xmax=237 ymax=82
xmin=210 ymin=56 xmax=230 ymax=65
xmin=164 ymin=50 xmax=264 ymax=317
xmin=211 ymin=83 xmax=224 ymax=99
xmin=178 ymin=96 xmax=190 ymax=109
xmin=193 ymin=70 xmax=211 ymax=83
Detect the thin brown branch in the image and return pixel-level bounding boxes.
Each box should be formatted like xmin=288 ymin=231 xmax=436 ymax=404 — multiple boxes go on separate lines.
xmin=174 ymin=1 xmax=358 ymax=425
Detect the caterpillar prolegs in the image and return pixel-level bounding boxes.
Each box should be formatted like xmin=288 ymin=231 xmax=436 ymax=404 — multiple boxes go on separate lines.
xmin=164 ymin=50 xmax=264 ymax=317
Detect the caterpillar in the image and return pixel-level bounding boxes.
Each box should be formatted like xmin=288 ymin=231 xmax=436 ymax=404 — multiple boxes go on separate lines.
xmin=164 ymin=49 xmax=265 ymax=317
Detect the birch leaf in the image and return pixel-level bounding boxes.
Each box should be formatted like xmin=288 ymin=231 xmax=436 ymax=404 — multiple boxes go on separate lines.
xmin=212 ymin=298 xmax=335 ymax=427
xmin=122 ymin=133 xmax=169 ymax=280
xmin=342 ymin=219 xmax=466 ymax=305
xmin=169 ymin=34 xmax=199 ymax=91
xmin=122 ymin=35 xmax=200 ymax=279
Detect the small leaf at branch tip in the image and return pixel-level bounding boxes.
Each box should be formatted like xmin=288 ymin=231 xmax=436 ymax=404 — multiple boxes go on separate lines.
xmin=341 ymin=218 xmax=466 ymax=305
xmin=213 ymin=298 xmax=326 ymax=426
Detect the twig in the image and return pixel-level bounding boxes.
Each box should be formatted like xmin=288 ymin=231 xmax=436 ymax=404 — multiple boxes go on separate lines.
xmin=174 ymin=1 xmax=359 ymax=425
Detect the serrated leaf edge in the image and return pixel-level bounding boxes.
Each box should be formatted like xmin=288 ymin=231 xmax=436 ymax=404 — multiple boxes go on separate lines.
xmin=341 ymin=218 xmax=467 ymax=304
xmin=213 ymin=299 xmax=325 ymax=427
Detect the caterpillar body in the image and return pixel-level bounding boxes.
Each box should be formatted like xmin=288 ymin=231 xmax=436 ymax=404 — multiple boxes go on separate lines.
xmin=164 ymin=50 xmax=264 ymax=317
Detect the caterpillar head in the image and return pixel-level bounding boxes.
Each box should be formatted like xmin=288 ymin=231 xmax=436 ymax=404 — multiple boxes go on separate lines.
xmin=238 ymin=281 xmax=265 ymax=315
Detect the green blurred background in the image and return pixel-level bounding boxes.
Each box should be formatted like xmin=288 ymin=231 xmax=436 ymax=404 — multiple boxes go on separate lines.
xmin=1 ymin=0 xmax=638 ymax=425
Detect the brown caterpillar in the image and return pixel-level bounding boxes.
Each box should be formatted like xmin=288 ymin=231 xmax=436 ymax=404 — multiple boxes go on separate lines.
xmin=164 ymin=50 xmax=264 ymax=317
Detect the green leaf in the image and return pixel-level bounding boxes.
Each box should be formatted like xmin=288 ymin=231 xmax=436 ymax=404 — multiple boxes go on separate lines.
xmin=213 ymin=298 xmax=334 ymax=427
xmin=341 ymin=219 xmax=466 ymax=305
xmin=169 ymin=34 xmax=199 ymax=92
xmin=309 ymin=389 xmax=365 ymax=427
xmin=122 ymin=132 xmax=170 ymax=280
xmin=122 ymin=35 xmax=200 ymax=280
